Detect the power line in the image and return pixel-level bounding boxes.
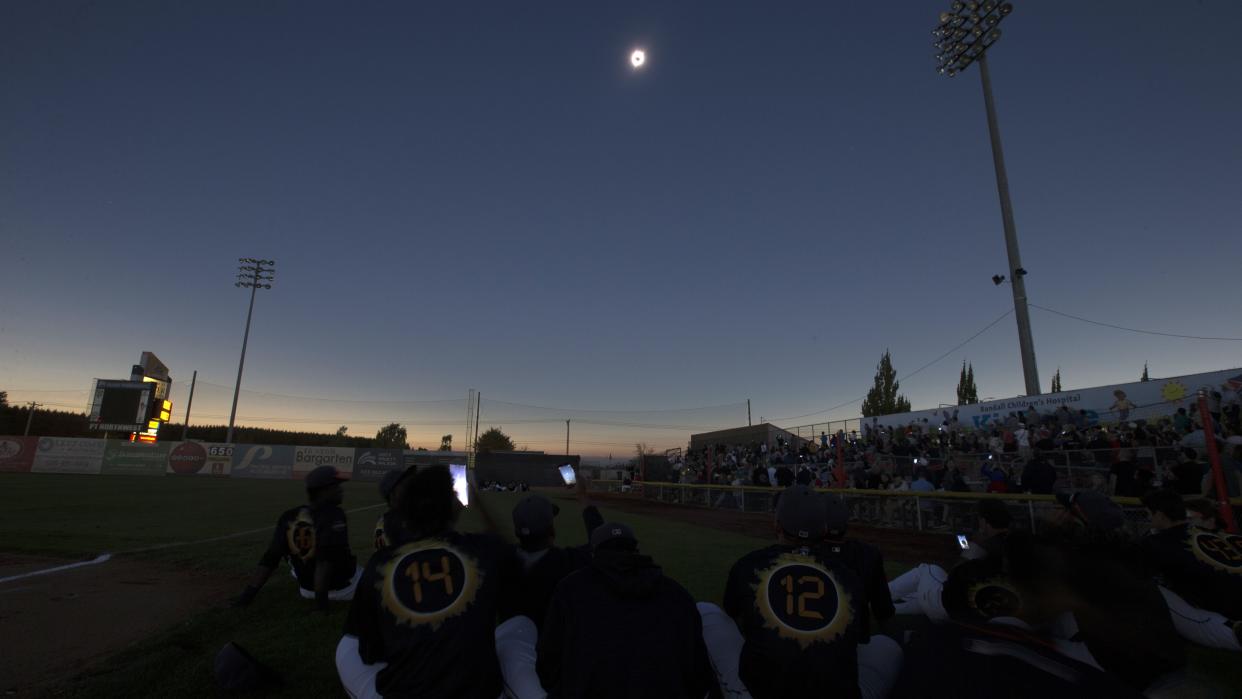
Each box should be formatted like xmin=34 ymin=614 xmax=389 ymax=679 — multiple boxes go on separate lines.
xmin=1029 ymin=303 xmax=1242 ymax=342
xmin=768 ymin=308 xmax=1015 ymax=424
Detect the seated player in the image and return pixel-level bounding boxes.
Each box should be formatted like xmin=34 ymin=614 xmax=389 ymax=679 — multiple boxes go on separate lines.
xmin=887 ymin=499 xmax=1010 ymax=622
xmin=700 ymin=485 xmax=902 ymax=699
xmin=1139 ymin=488 xmax=1242 ymax=652
xmin=373 ymin=467 xmax=411 ymax=551
xmin=821 ymin=494 xmax=896 ymax=633
xmin=1003 ymin=490 xmax=1185 ymax=693
xmin=233 ymin=465 xmax=360 ymax=610
xmin=1184 ymin=496 xmax=1224 ymax=533
xmin=536 ymin=522 xmax=718 ymax=699
xmin=508 ymin=476 xmax=604 ymax=629
xmin=894 ymin=574 xmax=1144 ymax=698
xmin=495 ymin=481 xmax=604 ymax=698
xmin=336 ymin=465 xmax=520 ymax=698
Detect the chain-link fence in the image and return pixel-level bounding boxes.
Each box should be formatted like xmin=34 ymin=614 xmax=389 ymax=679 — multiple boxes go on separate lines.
xmin=587 ymin=479 xmax=1193 ymax=538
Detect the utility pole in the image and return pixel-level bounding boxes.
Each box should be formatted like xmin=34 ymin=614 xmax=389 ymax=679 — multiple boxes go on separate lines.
xmin=565 ymin=419 xmax=571 ymax=456
xmin=181 ymin=370 xmax=197 ymax=441
xmin=227 ymin=258 xmax=275 ymax=444
xmin=747 ymin=399 xmax=752 ymax=426
xmin=23 ymin=402 xmax=41 ymax=436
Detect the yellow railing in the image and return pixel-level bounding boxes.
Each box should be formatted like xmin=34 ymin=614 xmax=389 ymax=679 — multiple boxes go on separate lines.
xmin=587 ymin=479 xmax=1241 ymax=532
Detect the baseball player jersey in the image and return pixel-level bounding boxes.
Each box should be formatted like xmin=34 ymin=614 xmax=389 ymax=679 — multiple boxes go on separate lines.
xmin=373 ymin=510 xmax=408 ymax=552
xmin=820 ymin=538 xmax=895 ymax=636
xmin=1140 ymin=523 xmax=1242 ymax=619
xmin=536 ymin=548 xmax=717 ymax=699
xmin=941 ymin=556 xmax=1024 ymax=624
xmin=894 ymin=620 xmax=1144 ymax=698
xmin=344 ymin=531 xmax=520 ymax=698
xmin=258 ymin=504 xmax=356 ymax=591
xmin=724 ymin=544 xmax=865 ymax=699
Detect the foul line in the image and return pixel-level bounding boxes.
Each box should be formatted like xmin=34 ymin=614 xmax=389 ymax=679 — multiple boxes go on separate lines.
xmin=0 ymin=503 xmax=386 ymax=584
xmin=0 ymin=553 xmax=113 ymax=584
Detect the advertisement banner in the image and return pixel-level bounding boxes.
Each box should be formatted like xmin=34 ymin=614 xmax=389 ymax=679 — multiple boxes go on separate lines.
xmin=868 ymin=367 xmax=1242 ymax=432
xmin=0 ymin=436 xmax=37 ymax=473
xmin=203 ymin=443 xmax=233 ymax=476
xmin=231 ymin=444 xmax=295 ymax=479
xmin=102 ymin=441 xmax=174 ymax=476
xmin=166 ymin=441 xmax=208 ymax=475
xmin=293 ymin=446 xmax=355 ymax=479
xmin=31 ymin=437 xmax=106 ymax=474
xmin=353 ymin=448 xmax=405 ymax=481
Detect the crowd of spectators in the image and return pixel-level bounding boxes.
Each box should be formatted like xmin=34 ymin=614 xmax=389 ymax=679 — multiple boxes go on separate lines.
xmin=678 ymin=385 xmax=1242 ymax=502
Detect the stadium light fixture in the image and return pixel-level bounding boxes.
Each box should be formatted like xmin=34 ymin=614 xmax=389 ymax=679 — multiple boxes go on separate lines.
xmin=226 ymin=257 xmax=277 ymax=444
xmin=932 ymin=1 xmax=1040 ymax=396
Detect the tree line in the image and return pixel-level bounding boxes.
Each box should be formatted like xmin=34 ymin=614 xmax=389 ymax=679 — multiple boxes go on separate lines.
xmin=858 ymin=353 xmax=1152 ymax=417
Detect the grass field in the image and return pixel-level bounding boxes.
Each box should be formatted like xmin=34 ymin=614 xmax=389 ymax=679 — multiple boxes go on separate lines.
xmin=1 ymin=474 xmax=777 ymax=698
xmin=2 ymin=474 xmax=1238 ymax=697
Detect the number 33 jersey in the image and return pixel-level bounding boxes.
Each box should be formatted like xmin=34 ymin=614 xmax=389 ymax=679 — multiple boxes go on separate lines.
xmin=344 ymin=531 xmax=520 ymax=698
xmin=724 ymin=544 xmax=866 ymax=699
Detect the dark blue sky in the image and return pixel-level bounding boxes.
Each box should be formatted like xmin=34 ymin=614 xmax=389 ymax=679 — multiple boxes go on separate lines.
xmin=3 ymin=1 xmax=1240 ymax=453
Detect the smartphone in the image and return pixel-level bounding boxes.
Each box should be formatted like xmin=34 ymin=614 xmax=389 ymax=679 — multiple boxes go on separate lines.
xmin=956 ymin=534 xmax=970 ymax=550
xmin=558 ymin=464 xmax=577 ymax=486
xmin=449 ymin=464 xmax=469 ymax=506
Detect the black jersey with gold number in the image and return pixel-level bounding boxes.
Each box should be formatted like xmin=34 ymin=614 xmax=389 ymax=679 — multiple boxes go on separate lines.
xmin=344 ymin=531 xmax=520 ymax=698
xmin=724 ymin=544 xmax=864 ymax=699
xmin=259 ymin=504 xmax=355 ymax=591
xmin=1141 ymin=523 xmax=1242 ymax=619
xmin=373 ymin=510 xmax=408 ymax=552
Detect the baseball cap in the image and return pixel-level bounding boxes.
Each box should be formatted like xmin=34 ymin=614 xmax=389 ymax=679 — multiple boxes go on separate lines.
xmin=305 ymin=465 xmax=349 ymax=490
xmin=590 ymin=521 xmax=637 ymax=549
xmin=777 ymin=485 xmax=827 ymax=540
xmin=378 ymin=468 xmax=410 ymax=501
xmin=823 ymin=494 xmax=848 ymax=536
xmin=512 ymin=495 xmax=560 ymax=537
xmin=1055 ymin=489 xmax=1124 ymax=531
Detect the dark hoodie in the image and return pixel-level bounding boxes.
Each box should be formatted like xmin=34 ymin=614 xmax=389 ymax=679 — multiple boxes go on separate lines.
xmin=536 ymin=546 xmax=720 ymax=699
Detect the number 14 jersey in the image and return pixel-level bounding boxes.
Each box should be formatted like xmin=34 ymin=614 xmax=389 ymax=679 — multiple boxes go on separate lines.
xmin=723 ymin=544 xmax=865 ymax=699
xmin=344 ymin=531 xmax=520 ymax=698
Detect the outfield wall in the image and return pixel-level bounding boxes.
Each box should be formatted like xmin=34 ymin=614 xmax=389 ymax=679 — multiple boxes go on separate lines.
xmin=0 ymin=437 xmax=401 ymax=479
xmin=0 ymin=436 xmax=576 ymax=485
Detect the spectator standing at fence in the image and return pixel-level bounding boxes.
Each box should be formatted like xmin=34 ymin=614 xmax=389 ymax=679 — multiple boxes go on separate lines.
xmin=980 ymin=459 xmax=1009 ymax=493
xmin=1112 ymin=449 xmax=1137 ymax=496
xmin=1020 ymin=452 xmax=1057 ymax=495
xmin=1222 ymin=382 xmax=1241 ymax=433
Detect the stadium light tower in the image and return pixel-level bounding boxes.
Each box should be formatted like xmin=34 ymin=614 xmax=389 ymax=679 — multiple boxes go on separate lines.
xmin=227 ymin=258 xmax=275 ymax=444
xmin=933 ymin=1 xmax=1040 ymax=396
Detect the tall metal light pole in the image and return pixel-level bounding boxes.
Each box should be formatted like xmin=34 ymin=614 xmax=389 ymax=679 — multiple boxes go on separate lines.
xmin=226 ymin=258 xmax=275 ymax=444
xmin=934 ymin=1 xmax=1041 ymax=396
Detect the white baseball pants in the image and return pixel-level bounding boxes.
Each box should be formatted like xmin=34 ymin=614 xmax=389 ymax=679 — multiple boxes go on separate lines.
xmin=887 ymin=563 xmax=949 ymax=622
xmin=696 ymin=602 xmax=903 ymax=699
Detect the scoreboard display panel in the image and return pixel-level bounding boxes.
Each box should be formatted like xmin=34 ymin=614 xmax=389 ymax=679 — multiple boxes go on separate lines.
xmin=88 ymin=380 xmax=155 ymax=432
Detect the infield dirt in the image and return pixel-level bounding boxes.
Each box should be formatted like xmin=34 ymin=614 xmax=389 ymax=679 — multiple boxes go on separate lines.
xmin=0 ymin=554 xmax=232 ymax=695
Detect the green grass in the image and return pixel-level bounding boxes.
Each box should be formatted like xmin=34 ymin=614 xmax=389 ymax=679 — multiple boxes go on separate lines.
xmin=3 ymin=474 xmax=1238 ymax=697
xmin=2 ymin=474 xmax=770 ymax=698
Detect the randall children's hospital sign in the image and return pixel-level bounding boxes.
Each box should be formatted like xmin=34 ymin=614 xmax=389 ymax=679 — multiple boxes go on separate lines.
xmin=868 ymin=367 xmax=1242 ymax=432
